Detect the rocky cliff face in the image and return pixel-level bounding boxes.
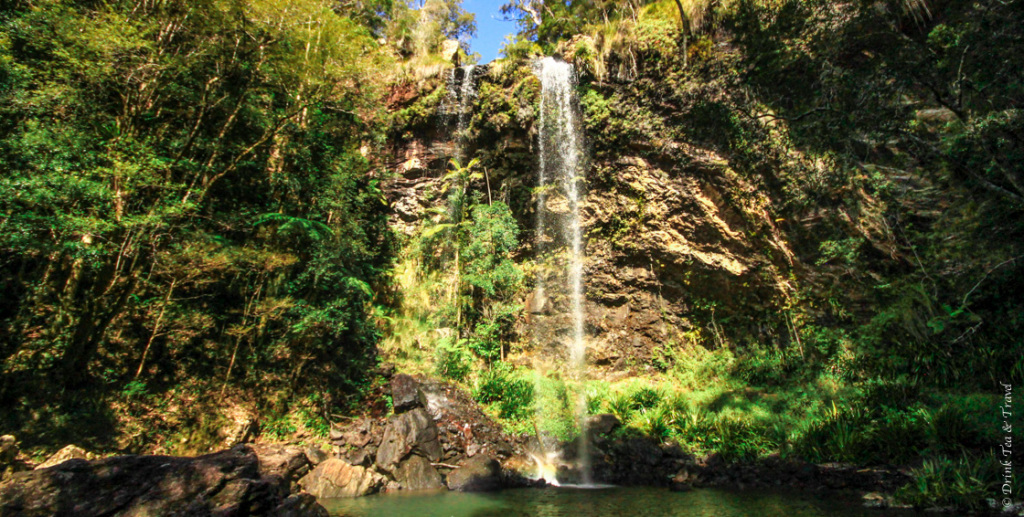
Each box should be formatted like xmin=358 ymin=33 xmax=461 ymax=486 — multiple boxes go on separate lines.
xmin=582 ymin=150 xmax=794 ymax=371
xmin=379 ymin=59 xmax=803 ymax=374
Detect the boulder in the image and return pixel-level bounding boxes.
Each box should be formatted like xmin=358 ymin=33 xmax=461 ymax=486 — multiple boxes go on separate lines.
xmin=336 ymin=418 xmax=376 ymax=448
xmin=445 ymin=455 xmax=502 ymax=492
xmin=345 ymin=447 xmax=375 ymax=467
xmin=393 ymin=455 xmax=444 ymax=491
xmin=587 ymin=414 xmax=621 ymax=437
xmin=390 ymin=374 xmax=422 ymax=413
xmin=249 ymin=444 xmax=311 ymax=487
xmin=0 ymin=445 xmax=326 ymax=516
xmin=375 ymin=408 xmax=442 ymax=473
xmin=305 ymin=445 xmax=329 ymax=466
xmin=34 ymin=445 xmax=88 ymax=470
xmin=297 ymin=459 xmax=386 ymax=499
xmin=272 ymin=494 xmax=329 ymax=517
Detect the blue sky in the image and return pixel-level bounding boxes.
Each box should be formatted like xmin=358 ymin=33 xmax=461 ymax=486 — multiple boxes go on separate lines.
xmin=463 ymin=0 xmax=518 ymax=63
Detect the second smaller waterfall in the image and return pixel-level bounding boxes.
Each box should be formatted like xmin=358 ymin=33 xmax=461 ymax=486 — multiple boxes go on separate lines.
xmin=442 ymin=65 xmax=480 ymax=160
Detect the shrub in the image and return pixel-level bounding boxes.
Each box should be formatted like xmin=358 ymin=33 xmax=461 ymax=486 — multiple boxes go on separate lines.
xmin=435 ymin=337 xmax=472 ymax=381
xmin=896 ymin=455 xmax=1000 ymax=511
xmin=929 ymin=394 xmax=1002 ymax=453
xmin=861 ymin=376 xmax=921 ymax=408
xmin=732 ymin=347 xmax=798 ymax=386
xmin=636 ymin=405 xmax=673 ymax=440
xmin=629 ymin=386 xmax=662 ymax=412
xmin=607 ymin=391 xmax=635 ymax=423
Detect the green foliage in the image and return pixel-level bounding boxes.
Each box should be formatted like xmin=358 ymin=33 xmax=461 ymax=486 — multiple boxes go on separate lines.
xmin=533 ymin=375 xmax=579 ymax=441
xmin=927 ymin=394 xmax=1005 ymax=454
xmin=262 ymin=415 xmax=299 ymax=442
xmin=815 ymin=238 xmax=862 ymax=266
xmin=475 ymin=363 xmax=535 ymax=420
xmin=731 ymin=347 xmax=799 ymax=386
xmin=897 ymin=455 xmax=1002 ymax=511
xmin=0 ymin=0 xmax=444 ymax=450
xmin=434 ymin=336 xmax=472 ymax=381
xmin=415 ymin=158 xmax=524 ymax=376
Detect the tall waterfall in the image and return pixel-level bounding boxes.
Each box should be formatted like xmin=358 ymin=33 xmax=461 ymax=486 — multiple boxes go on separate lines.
xmin=535 ymin=57 xmax=589 ymax=483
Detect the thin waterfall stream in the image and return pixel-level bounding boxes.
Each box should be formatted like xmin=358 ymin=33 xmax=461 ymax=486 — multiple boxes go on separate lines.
xmin=442 ymin=65 xmax=479 ymax=161
xmin=535 ymin=56 xmax=590 ymax=485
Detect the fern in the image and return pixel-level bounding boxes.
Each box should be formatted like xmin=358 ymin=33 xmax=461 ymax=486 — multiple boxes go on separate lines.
xmin=254 ymin=213 xmax=334 ymax=241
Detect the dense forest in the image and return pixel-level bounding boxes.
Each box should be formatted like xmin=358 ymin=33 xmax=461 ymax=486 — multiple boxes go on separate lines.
xmin=0 ymin=0 xmax=476 ymax=450
xmin=1 ymin=0 xmax=1022 ymax=513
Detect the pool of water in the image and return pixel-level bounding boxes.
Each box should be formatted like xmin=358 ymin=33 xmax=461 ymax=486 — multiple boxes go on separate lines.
xmin=325 ymin=486 xmax=914 ymax=517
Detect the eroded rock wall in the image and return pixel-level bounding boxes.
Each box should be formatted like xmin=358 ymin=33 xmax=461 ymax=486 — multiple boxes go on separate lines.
xmin=379 ymin=62 xmax=802 ymax=374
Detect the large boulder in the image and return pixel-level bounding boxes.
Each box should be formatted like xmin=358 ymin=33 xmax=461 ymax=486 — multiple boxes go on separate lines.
xmin=393 ymin=455 xmax=444 ymax=491
xmin=587 ymin=414 xmax=621 ymax=444
xmin=390 ymin=374 xmax=422 ymax=413
xmin=297 ymin=459 xmax=386 ymax=499
xmin=0 ymin=445 xmax=327 ymax=516
xmin=375 ymin=408 xmax=442 ymax=473
xmin=415 ymin=379 xmax=517 ymax=461
xmin=445 ymin=455 xmax=502 ymax=492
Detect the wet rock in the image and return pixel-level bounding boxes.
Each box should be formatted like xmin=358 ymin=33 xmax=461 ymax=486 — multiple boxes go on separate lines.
xmin=375 ymin=408 xmax=442 ymax=473
xmin=298 ymin=459 xmax=386 ymax=498
xmin=390 ymin=374 xmax=422 ymax=413
xmin=273 ymin=494 xmax=329 ymax=517
xmin=393 ymin=455 xmax=444 ymax=491
xmin=34 ymin=445 xmax=88 ymax=470
xmin=446 ymin=455 xmax=502 ymax=492
xmin=0 ymin=445 xmax=325 ymax=516
xmin=862 ymin=492 xmax=887 ymax=508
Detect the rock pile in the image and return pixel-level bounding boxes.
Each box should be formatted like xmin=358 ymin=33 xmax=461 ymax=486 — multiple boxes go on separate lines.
xmin=0 ymin=445 xmax=326 ymax=517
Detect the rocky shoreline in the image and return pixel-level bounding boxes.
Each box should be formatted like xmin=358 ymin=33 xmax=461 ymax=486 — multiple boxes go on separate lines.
xmin=0 ymin=375 xmax=926 ymax=516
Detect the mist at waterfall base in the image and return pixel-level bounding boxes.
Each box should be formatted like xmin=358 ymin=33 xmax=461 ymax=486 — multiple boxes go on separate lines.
xmin=325 ymin=486 xmax=915 ymax=517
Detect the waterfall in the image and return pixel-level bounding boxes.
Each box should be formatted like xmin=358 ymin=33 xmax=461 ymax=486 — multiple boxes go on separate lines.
xmin=441 ymin=65 xmax=479 ymax=160
xmin=534 ymin=57 xmax=590 ymax=484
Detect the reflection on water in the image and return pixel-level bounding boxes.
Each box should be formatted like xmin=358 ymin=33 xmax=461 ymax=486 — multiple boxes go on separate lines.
xmin=325 ymin=486 xmax=914 ymax=517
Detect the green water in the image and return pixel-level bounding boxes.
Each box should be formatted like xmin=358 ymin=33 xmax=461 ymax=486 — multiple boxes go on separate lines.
xmin=325 ymin=486 xmax=913 ymax=517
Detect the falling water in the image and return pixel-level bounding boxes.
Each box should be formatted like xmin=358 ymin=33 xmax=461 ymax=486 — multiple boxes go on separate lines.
xmin=441 ymin=65 xmax=479 ymax=160
xmin=535 ymin=57 xmax=589 ymax=484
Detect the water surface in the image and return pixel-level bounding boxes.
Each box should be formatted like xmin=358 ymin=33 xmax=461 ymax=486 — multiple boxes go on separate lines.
xmin=325 ymin=486 xmax=913 ymax=517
